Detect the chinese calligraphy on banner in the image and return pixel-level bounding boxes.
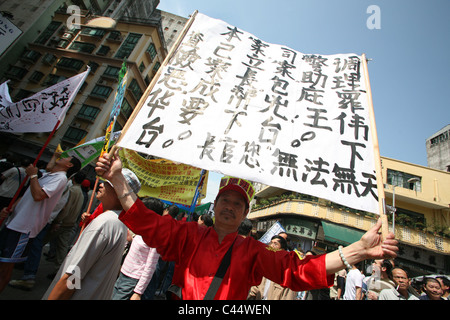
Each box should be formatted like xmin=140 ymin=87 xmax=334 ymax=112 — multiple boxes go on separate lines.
xmin=118 ymin=148 xmax=207 ymax=205
xmin=61 ymin=131 xmax=121 ymax=168
xmin=118 ymin=13 xmax=379 ymax=214
xmin=0 ymin=69 xmax=89 ymax=132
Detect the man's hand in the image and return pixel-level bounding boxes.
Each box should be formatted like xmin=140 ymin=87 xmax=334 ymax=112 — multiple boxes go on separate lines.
xmin=95 ymin=150 xmax=123 ymax=183
xmin=359 ymin=219 xmax=398 ymax=260
xmin=0 ymin=207 xmax=11 ymax=220
xmin=80 ymin=212 xmax=91 ymax=222
xmin=25 ymin=164 xmax=38 ymax=177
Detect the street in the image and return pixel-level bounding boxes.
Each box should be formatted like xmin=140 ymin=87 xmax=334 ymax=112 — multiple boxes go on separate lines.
xmin=0 ymin=244 xmax=55 ymax=300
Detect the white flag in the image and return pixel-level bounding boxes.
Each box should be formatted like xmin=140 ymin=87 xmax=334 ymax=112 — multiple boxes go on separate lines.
xmin=118 ymin=13 xmax=379 ymax=214
xmin=0 ymin=81 xmax=13 ymax=108
xmin=0 ymin=68 xmax=89 ymax=133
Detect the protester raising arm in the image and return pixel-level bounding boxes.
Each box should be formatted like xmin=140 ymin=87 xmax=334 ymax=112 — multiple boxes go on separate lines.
xmin=95 ymin=150 xmax=398 ymax=277
xmin=95 ymin=150 xmax=136 ymax=211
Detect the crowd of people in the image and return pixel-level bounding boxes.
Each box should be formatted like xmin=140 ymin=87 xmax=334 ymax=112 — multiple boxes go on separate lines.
xmin=0 ymin=150 xmax=446 ymax=300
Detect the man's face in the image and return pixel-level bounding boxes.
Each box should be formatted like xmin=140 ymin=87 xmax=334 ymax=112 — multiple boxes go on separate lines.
xmin=214 ymin=190 xmax=248 ymax=230
xmin=392 ymin=269 xmax=410 ymax=291
xmin=97 ymin=182 xmax=120 ymax=207
xmin=57 ymin=156 xmax=73 ymax=167
xmin=424 ymin=280 xmax=443 ymax=300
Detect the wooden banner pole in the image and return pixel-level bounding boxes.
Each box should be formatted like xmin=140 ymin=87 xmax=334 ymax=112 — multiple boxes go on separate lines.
xmin=361 ymin=53 xmax=389 ymax=239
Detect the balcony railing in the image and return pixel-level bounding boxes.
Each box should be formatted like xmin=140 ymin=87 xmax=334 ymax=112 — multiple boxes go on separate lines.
xmin=248 ymin=199 xmax=449 ymax=254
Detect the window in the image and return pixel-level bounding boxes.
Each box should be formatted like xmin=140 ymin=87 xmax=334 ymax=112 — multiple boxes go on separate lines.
xmin=69 ymin=41 xmax=96 ymax=54
xmin=91 ymin=85 xmax=112 ymax=99
xmin=6 ymin=66 xmax=28 ymax=79
xmin=387 ymin=169 xmax=421 ymax=192
xmin=88 ymin=61 xmax=99 ymax=73
xmin=107 ymin=31 xmax=121 ymax=41
xmin=153 ymin=61 xmax=161 ymax=73
xmin=42 ymin=53 xmax=57 ymax=65
xmin=115 ymin=33 xmax=142 ymax=59
xmin=29 ymin=71 xmax=44 ymax=83
xmin=128 ymin=79 xmax=142 ymax=100
xmin=77 ymin=104 xmax=100 ymax=121
xmin=430 ymin=130 xmax=449 ymax=147
xmin=121 ymin=98 xmax=133 ymax=118
xmin=63 ymin=127 xmax=87 ymax=143
xmin=139 ymin=62 xmax=145 ymax=73
xmin=57 ymin=39 xmax=70 ymax=48
xmin=21 ymin=50 xmax=41 ymax=63
xmin=103 ymin=65 xmax=120 ymax=78
xmin=56 ymin=57 xmax=84 ymax=71
xmin=43 ymin=74 xmax=66 ymax=86
xmin=96 ymin=45 xmax=110 ymax=56
xmin=146 ymin=43 xmax=157 ymax=60
xmin=35 ymin=21 xmax=61 ymax=45
xmin=14 ymin=89 xmax=33 ymax=101
xmin=80 ymin=27 xmax=106 ymax=38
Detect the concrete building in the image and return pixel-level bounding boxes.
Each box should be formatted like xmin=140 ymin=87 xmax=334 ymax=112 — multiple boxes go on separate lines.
xmin=248 ymin=156 xmax=450 ymax=276
xmin=0 ymin=3 xmax=166 ymax=177
xmin=426 ymin=124 xmax=450 ymax=172
xmin=160 ymin=10 xmax=188 ymax=51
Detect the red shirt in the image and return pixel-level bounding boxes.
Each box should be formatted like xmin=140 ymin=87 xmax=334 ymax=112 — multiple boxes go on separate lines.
xmin=119 ymin=199 xmax=333 ymax=300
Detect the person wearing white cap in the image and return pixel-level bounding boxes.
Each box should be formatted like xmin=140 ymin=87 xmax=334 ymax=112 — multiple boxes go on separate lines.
xmin=43 ymin=168 xmax=141 ymax=300
xmin=95 ymin=151 xmax=398 ymax=300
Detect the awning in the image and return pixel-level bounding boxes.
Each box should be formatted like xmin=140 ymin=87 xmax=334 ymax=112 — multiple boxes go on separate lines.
xmin=321 ymin=221 xmax=365 ymax=246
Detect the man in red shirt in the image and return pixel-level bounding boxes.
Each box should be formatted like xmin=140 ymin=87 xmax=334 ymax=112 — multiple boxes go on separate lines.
xmin=95 ymin=151 xmax=398 ymax=300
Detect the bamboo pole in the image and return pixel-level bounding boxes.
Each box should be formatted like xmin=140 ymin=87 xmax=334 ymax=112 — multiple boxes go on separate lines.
xmin=0 ymin=120 xmax=61 ymax=225
xmin=361 ymin=53 xmax=389 ymax=239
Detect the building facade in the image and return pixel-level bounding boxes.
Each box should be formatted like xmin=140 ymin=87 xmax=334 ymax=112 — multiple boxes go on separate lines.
xmin=0 ymin=4 xmax=167 ymax=177
xmin=426 ymin=124 xmax=450 ymax=172
xmin=248 ymin=156 xmax=450 ymax=276
xmin=160 ymin=10 xmax=188 ymax=51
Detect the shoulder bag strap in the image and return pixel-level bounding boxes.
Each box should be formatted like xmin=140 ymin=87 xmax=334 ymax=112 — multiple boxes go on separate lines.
xmin=203 ymin=238 xmax=236 ymax=300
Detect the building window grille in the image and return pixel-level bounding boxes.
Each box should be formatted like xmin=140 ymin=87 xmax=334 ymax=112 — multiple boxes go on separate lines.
xmin=146 ymin=43 xmax=157 ymax=60
xmin=128 ymin=79 xmax=142 ymax=100
xmin=115 ymin=33 xmax=142 ymax=59
xmin=6 ymin=66 xmax=28 ymax=79
xmin=29 ymin=71 xmax=44 ymax=83
xmin=63 ymin=127 xmax=87 ymax=143
xmin=91 ymin=85 xmax=112 ymax=100
xmin=80 ymin=27 xmax=106 ymax=38
xmin=387 ymin=169 xmax=421 ymax=192
xmin=35 ymin=21 xmax=61 ymax=45
xmin=77 ymin=104 xmax=100 ymax=122
xmin=96 ymin=45 xmax=110 ymax=56
xmin=56 ymin=57 xmax=84 ymax=71
xmin=69 ymin=41 xmax=96 ymax=54
xmin=103 ymin=65 xmax=120 ymax=78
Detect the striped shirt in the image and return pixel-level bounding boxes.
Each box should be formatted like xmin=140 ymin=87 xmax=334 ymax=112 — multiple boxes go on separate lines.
xmin=120 ymin=235 xmax=160 ymax=295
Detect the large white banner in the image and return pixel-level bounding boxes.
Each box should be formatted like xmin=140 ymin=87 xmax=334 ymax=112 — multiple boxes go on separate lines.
xmin=0 ymin=69 xmax=89 ymax=132
xmin=118 ymin=13 xmax=379 ymax=214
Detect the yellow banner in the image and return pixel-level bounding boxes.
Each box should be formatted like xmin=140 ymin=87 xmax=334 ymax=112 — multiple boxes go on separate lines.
xmin=119 ymin=148 xmax=207 ymax=205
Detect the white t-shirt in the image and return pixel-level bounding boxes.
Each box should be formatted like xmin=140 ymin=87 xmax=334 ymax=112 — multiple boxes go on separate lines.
xmin=343 ymin=268 xmax=364 ymax=300
xmin=6 ymin=171 xmax=68 ymax=238
xmin=0 ymin=167 xmax=26 ymax=198
xmin=43 ymin=210 xmax=128 ymax=300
